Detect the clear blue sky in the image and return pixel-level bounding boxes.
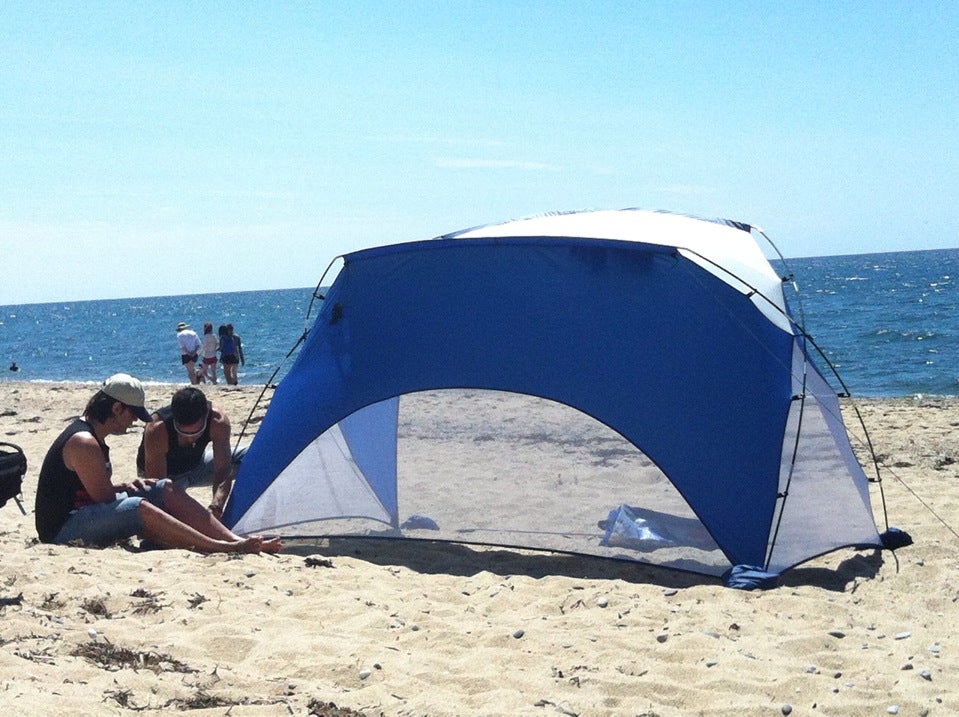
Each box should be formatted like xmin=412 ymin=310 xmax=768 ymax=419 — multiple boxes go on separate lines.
xmin=1 ymin=1 xmax=957 ymax=304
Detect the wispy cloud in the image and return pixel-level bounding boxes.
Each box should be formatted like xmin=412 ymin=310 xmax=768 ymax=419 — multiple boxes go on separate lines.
xmin=433 ymin=157 xmax=562 ymax=172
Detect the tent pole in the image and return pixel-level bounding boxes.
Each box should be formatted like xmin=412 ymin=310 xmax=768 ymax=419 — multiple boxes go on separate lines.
xmin=764 ymin=358 xmax=809 ymax=569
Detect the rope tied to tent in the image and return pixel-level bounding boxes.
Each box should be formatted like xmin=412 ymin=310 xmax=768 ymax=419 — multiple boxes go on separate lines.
xmin=762 ymin=235 xmax=959 ymax=561
xmin=867 ymin=450 xmax=959 ymax=544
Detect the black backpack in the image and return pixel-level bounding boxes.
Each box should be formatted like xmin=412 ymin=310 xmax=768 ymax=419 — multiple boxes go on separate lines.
xmin=0 ymin=441 xmax=27 ymax=515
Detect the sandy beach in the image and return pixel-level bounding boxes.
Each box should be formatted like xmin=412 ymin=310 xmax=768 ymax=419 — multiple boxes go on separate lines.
xmin=1 ymin=380 xmax=957 ymax=716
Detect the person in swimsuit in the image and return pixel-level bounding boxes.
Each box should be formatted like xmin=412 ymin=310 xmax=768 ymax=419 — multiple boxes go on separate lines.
xmin=218 ymin=323 xmax=244 ymax=385
xmin=137 ymin=386 xmax=244 ymax=519
xmin=34 ymin=373 xmax=279 ymax=554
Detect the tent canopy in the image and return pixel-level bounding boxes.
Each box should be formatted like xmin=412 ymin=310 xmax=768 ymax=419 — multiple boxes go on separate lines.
xmin=225 ymin=209 xmax=884 ymax=579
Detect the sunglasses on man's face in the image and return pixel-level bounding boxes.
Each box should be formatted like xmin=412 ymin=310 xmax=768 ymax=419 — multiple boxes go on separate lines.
xmin=174 ymin=411 xmax=209 ymax=439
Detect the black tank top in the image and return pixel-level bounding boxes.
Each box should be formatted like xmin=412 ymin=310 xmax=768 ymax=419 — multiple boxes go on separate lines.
xmin=136 ymin=406 xmax=212 ymax=477
xmin=35 ymin=419 xmax=109 ymax=543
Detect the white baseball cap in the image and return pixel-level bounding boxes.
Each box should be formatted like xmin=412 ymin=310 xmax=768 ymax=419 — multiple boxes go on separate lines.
xmin=101 ymin=373 xmax=153 ymax=422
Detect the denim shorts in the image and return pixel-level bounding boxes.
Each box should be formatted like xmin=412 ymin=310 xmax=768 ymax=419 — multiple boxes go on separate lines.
xmin=54 ymin=479 xmax=171 ymax=547
xmin=141 ymin=445 xmax=247 ymax=489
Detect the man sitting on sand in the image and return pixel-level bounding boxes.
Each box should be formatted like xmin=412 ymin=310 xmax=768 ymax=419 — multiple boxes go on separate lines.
xmin=136 ymin=386 xmax=244 ymax=519
xmin=34 ymin=373 xmax=279 ymax=554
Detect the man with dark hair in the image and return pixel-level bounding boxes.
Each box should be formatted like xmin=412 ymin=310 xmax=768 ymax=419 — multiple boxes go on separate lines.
xmin=137 ymin=386 xmax=244 ymax=518
xmin=35 ymin=373 xmax=278 ymax=554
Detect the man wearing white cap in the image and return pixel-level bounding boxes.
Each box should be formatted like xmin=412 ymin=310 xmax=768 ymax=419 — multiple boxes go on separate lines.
xmin=176 ymin=322 xmax=202 ymax=384
xmin=35 ymin=373 xmax=280 ymax=554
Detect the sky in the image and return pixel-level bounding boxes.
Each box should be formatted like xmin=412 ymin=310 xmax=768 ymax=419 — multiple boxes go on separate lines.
xmin=1 ymin=1 xmax=957 ymax=305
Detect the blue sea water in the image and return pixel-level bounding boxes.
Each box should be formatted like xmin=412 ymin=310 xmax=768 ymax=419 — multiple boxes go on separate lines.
xmin=1 ymin=248 xmax=957 ymax=397
xmin=774 ymin=248 xmax=959 ymax=397
xmin=0 ymin=287 xmax=321 ymax=389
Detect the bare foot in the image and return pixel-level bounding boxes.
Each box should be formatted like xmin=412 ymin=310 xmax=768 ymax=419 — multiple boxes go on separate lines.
xmin=256 ymin=536 xmax=283 ymax=553
xmin=232 ymin=536 xmax=283 ymax=554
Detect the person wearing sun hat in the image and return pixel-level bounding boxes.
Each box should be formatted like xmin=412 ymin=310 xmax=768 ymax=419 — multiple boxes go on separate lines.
xmin=34 ymin=373 xmax=281 ymax=554
xmin=175 ymin=321 xmax=203 ymax=384
xmin=99 ymin=372 xmax=153 ymax=421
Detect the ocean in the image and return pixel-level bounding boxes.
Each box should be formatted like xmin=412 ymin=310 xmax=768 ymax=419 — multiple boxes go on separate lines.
xmin=1 ymin=248 xmax=957 ymax=397
xmin=777 ymin=248 xmax=959 ymax=398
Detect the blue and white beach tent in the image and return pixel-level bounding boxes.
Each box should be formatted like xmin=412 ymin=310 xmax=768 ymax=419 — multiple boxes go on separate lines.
xmin=225 ymin=209 xmax=904 ymax=584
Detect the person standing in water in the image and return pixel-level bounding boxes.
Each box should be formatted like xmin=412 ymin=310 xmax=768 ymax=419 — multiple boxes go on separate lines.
xmin=219 ymin=324 xmax=244 ymax=385
xmin=197 ymin=322 xmax=219 ymax=385
xmin=175 ymin=322 xmax=202 ymax=384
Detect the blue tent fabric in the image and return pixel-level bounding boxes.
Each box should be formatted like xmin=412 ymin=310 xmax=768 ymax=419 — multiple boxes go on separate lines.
xmin=337 ymin=397 xmax=399 ymax=525
xmin=225 ymin=209 xmax=887 ymax=579
xmin=722 ymin=564 xmax=780 ymax=590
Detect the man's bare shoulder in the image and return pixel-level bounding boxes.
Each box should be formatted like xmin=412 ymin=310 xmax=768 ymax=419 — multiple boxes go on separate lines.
xmin=62 ymin=427 xmax=101 ymax=468
xmin=209 ymin=404 xmax=231 ymax=430
xmin=65 ymin=426 xmax=96 ymax=447
xmin=143 ymin=415 xmax=167 ymax=435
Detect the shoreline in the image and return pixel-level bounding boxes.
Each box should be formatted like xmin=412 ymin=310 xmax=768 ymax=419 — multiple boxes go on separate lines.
xmin=5 ymin=376 xmax=958 ymax=400
xmin=2 ymin=382 xmax=958 ymax=715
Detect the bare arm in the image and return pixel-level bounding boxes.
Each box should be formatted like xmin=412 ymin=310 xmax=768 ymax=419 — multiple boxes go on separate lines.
xmin=208 ymin=408 xmax=234 ymax=515
xmin=62 ymin=432 xmax=118 ymax=503
xmin=141 ymin=419 xmax=169 ymax=480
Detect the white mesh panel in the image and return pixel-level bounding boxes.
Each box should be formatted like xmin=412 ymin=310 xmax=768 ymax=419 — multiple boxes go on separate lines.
xmin=233 ymin=424 xmax=393 ymax=535
xmin=767 ymin=345 xmax=881 ymax=571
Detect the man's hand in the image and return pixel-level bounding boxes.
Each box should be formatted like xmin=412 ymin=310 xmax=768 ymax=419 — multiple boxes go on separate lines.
xmin=119 ymin=478 xmax=157 ymax=494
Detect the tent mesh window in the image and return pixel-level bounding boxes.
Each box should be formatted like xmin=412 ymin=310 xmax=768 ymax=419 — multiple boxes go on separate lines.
xmin=291 ymin=389 xmax=730 ymax=576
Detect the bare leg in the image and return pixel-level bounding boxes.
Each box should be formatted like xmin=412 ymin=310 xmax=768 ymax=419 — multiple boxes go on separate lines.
xmin=149 ymin=482 xmax=282 ymax=552
xmin=161 ymin=481 xmax=244 ymax=541
xmin=139 ymin=502 xmax=271 ymax=553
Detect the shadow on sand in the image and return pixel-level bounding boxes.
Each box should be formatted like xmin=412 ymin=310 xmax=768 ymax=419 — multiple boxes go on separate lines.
xmin=281 ymin=537 xmax=888 ymax=592
xmin=778 ymin=551 xmax=887 ymax=591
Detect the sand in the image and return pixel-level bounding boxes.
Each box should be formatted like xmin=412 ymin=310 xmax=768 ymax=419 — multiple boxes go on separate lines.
xmin=1 ymin=381 xmax=957 ymax=716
